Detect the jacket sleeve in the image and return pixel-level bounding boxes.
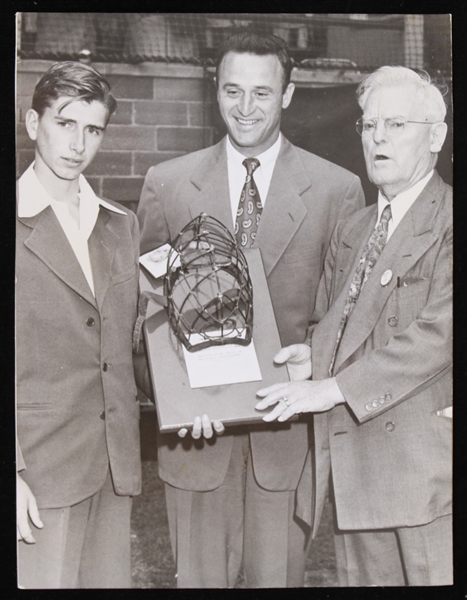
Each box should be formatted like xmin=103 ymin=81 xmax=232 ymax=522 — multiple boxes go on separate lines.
xmin=335 ymin=222 xmax=452 ymax=423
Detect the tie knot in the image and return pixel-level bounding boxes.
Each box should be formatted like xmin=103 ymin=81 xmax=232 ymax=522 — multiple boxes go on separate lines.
xmin=380 ymin=204 xmax=392 ymax=224
xmin=243 ymin=157 xmax=260 ymax=176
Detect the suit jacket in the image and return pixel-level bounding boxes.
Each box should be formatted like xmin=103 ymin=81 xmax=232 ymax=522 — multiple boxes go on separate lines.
xmin=138 ymin=135 xmax=364 ymax=492
xmin=298 ymin=171 xmax=452 ymax=535
xmin=16 ymin=197 xmax=142 ymax=508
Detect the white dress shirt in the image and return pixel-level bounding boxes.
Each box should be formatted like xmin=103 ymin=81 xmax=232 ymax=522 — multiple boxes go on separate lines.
xmin=18 ymin=163 xmax=126 ymax=296
xmin=377 ymin=170 xmax=434 ymax=240
xmin=226 ymin=134 xmax=282 ymax=224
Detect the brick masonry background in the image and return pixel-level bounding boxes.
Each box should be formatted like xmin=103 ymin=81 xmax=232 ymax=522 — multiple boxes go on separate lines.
xmin=16 ymin=61 xmax=217 ymax=213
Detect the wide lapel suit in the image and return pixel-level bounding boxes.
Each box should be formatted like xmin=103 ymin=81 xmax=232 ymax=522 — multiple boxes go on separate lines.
xmin=300 ymin=171 xmax=452 ymax=536
xmin=138 ymin=135 xmax=365 ymax=493
xmin=16 ymin=201 xmax=142 ymax=508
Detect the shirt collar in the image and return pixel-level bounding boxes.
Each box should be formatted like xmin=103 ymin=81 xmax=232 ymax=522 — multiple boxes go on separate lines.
xmin=18 ymin=162 xmax=126 ymax=218
xmin=226 ymin=133 xmax=282 ymax=170
xmin=377 ymin=169 xmax=434 ymax=227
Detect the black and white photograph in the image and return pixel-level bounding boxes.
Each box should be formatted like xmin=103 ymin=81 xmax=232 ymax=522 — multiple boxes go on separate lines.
xmin=15 ymin=12 xmax=455 ymax=590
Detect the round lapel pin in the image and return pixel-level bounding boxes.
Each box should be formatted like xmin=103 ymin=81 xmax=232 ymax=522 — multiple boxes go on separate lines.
xmin=381 ymin=269 xmax=393 ymax=286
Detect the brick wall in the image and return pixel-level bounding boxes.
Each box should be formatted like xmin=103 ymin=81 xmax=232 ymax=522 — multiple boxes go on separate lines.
xmin=16 ymin=60 xmax=216 ymax=212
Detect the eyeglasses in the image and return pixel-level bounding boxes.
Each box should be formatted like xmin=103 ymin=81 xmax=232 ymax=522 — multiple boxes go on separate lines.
xmin=356 ymin=117 xmax=438 ymax=137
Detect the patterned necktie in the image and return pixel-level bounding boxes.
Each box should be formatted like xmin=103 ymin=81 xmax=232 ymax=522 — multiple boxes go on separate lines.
xmin=328 ymin=204 xmax=392 ymax=376
xmin=235 ymin=158 xmax=262 ymax=249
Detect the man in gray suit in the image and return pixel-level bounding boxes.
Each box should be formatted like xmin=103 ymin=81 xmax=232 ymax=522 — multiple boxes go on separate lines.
xmin=137 ymin=31 xmax=364 ymax=587
xmin=256 ymin=66 xmax=452 ymax=586
xmin=16 ymin=62 xmax=147 ymax=588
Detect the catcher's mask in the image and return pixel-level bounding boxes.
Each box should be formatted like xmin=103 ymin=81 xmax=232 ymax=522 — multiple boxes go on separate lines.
xmin=165 ymin=213 xmax=253 ymax=352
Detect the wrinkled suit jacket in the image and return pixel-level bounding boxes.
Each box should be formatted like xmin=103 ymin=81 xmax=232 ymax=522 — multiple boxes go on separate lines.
xmin=16 ymin=198 xmax=142 ymax=508
xmin=138 ymin=136 xmax=364 ymax=493
xmin=298 ymin=171 xmax=452 ymax=535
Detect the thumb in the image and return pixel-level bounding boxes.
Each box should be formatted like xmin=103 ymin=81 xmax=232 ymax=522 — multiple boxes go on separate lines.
xmin=274 ymin=344 xmax=302 ymax=365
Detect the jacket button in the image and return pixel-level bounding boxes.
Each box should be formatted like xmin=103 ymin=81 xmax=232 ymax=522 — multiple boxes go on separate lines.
xmin=385 ymin=421 xmax=395 ymax=432
xmin=378 ymin=396 xmax=385 ymax=404
xmin=365 ymin=403 xmax=373 ymax=412
xmin=385 ymin=393 xmax=392 ymax=401
xmin=388 ymin=316 xmax=398 ymax=327
xmin=372 ymin=399 xmax=379 ymax=408
xmin=103 ymin=362 xmax=108 ymax=372
xmin=99 ymin=411 xmax=105 ymax=420
xmin=86 ymin=317 xmax=95 ymax=327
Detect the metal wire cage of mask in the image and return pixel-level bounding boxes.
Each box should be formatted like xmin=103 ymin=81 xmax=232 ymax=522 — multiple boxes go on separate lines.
xmin=165 ymin=213 xmax=254 ymax=352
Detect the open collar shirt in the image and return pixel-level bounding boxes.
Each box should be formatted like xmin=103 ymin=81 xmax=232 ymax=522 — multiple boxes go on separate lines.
xmin=18 ymin=162 xmax=126 ymax=296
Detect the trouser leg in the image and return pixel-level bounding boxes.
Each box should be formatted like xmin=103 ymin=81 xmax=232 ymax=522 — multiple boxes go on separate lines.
xmin=78 ymin=471 xmax=133 ymax=588
xmin=18 ymin=470 xmax=132 ymax=589
xmin=164 ymin=434 xmax=249 ymax=588
xmin=396 ymin=514 xmax=453 ymax=585
xmin=17 ymin=503 xmax=86 ymax=589
xmin=243 ymin=451 xmax=309 ymax=588
xmin=333 ymin=527 xmax=406 ymax=586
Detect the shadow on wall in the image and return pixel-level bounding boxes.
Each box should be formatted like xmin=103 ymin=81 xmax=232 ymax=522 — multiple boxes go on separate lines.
xmin=212 ymin=82 xmax=453 ymax=206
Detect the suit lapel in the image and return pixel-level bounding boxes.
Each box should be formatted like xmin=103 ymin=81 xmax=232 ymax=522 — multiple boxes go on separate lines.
xmin=20 ymin=207 xmax=97 ymax=308
xmin=334 ymin=174 xmax=444 ymax=373
xmin=88 ymin=208 xmax=120 ymax=311
xmin=254 ymin=138 xmax=310 ymax=275
xmin=189 ymin=140 xmax=233 ymax=231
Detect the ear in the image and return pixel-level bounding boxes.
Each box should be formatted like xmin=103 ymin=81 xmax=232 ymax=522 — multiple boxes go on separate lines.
xmin=282 ymin=83 xmax=295 ymax=109
xmin=430 ymin=122 xmax=448 ymax=153
xmin=25 ymin=109 xmax=40 ymax=141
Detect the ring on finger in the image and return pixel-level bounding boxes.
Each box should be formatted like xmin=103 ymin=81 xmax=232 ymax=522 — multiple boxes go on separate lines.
xmin=282 ymin=396 xmax=291 ymax=407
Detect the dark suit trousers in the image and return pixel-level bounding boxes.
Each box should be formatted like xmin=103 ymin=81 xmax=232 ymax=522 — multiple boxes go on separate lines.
xmin=164 ymin=434 xmax=309 ymax=588
xmin=18 ymin=470 xmax=132 ymax=589
xmin=333 ymin=514 xmax=452 ymax=586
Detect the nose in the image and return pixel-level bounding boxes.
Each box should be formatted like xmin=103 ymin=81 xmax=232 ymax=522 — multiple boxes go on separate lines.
xmin=238 ymin=93 xmax=255 ymax=117
xmin=373 ymin=119 xmax=388 ymax=144
xmin=70 ymin=128 xmax=85 ymax=154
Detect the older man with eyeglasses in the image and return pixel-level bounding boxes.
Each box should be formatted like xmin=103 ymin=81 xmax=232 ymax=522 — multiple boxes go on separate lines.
xmin=256 ymin=66 xmax=452 ymax=586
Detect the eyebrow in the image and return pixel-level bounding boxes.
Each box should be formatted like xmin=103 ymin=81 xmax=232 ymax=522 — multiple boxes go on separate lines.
xmin=54 ymin=115 xmax=106 ymax=131
xmin=222 ymin=83 xmax=275 ymax=92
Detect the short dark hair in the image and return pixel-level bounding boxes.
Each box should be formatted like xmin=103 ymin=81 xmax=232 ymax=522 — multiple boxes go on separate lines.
xmin=215 ymin=31 xmax=293 ymax=92
xmin=32 ymin=61 xmax=117 ymax=125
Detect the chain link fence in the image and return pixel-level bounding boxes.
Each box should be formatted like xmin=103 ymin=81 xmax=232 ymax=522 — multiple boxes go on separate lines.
xmin=17 ymin=13 xmax=451 ymax=76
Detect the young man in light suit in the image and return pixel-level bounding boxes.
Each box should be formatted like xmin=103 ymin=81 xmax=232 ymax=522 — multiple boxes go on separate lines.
xmin=137 ymin=31 xmax=364 ymax=588
xmin=257 ymin=66 xmax=452 ymax=586
xmin=16 ymin=62 xmax=147 ymax=588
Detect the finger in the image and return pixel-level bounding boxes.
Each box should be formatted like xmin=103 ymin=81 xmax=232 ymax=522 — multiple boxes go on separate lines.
xmin=256 ymin=382 xmax=289 ymax=399
xmin=201 ymin=414 xmax=213 ymax=439
xmin=262 ymin=401 xmax=287 ymax=422
xmin=212 ymin=420 xmax=225 ymax=435
xmin=27 ymin=501 xmax=43 ymax=530
xmin=17 ymin=520 xmax=35 ymax=544
xmin=273 ymin=345 xmax=299 ymax=365
xmin=255 ymin=387 xmax=292 ymax=409
xmin=191 ymin=416 xmax=202 ymax=439
xmin=178 ymin=428 xmax=188 ymax=438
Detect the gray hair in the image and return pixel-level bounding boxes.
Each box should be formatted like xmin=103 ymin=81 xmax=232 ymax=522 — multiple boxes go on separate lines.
xmin=356 ymin=66 xmax=447 ymax=122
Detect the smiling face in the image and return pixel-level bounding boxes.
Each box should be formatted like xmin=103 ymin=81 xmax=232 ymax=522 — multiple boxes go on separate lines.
xmin=361 ymin=85 xmax=447 ymax=200
xmin=217 ymin=52 xmax=295 ymax=157
xmin=25 ymin=96 xmax=108 ymax=191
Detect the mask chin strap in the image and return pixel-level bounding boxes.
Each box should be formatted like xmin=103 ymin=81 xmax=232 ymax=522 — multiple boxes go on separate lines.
xmin=132 ymin=290 xmax=167 ymax=354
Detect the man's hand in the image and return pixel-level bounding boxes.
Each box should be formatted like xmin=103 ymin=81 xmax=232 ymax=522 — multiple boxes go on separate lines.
xmin=255 ymin=377 xmax=345 ymax=422
xmin=273 ymin=344 xmax=312 ymax=381
xmin=178 ymin=414 xmax=225 ymax=439
xmin=17 ymin=474 xmax=43 ymax=543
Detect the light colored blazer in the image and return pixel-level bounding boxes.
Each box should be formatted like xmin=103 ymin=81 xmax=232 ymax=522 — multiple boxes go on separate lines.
xmin=16 ymin=199 xmax=142 ymax=508
xmin=138 ymin=136 xmax=364 ymax=492
xmin=298 ymin=171 xmax=452 ymax=535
